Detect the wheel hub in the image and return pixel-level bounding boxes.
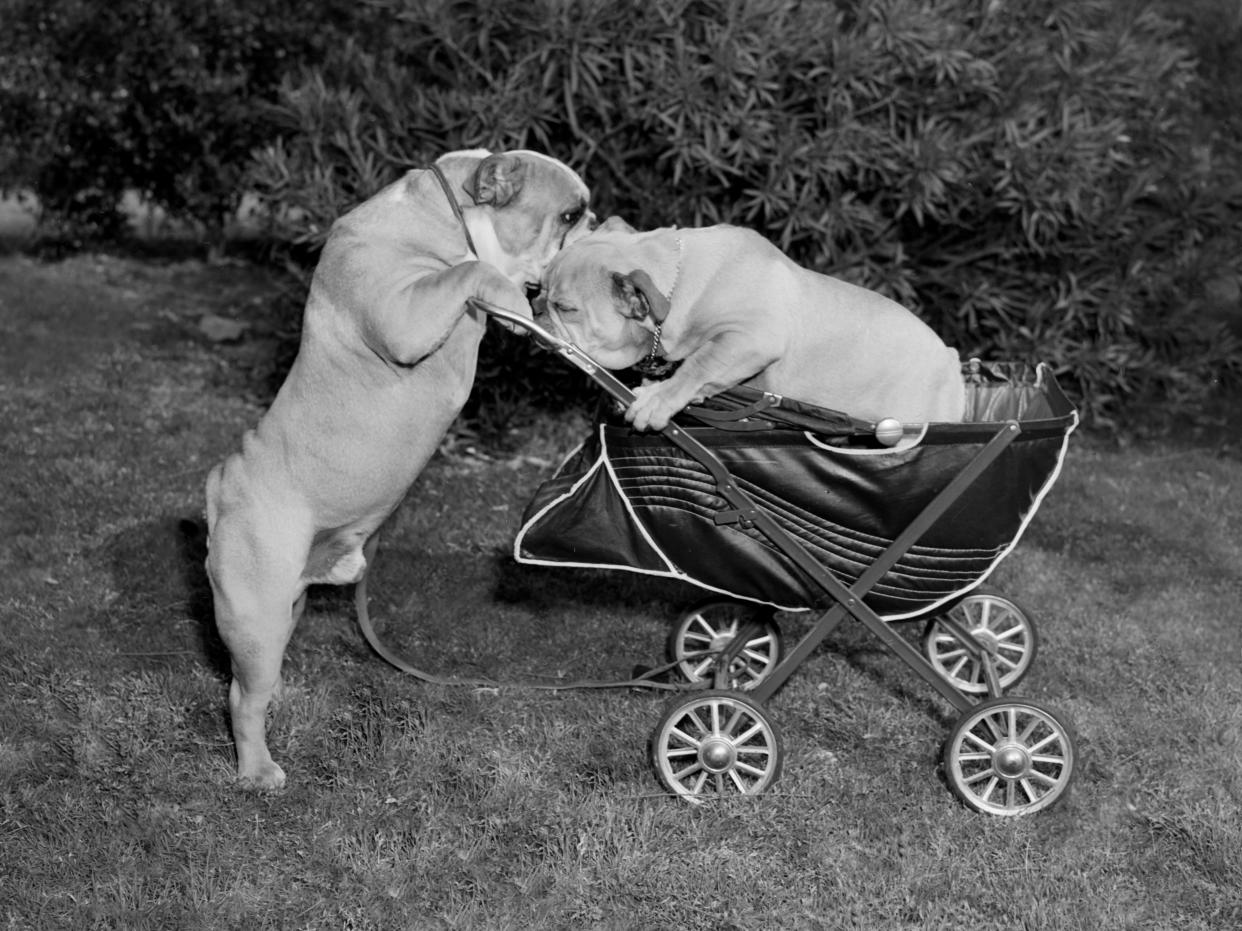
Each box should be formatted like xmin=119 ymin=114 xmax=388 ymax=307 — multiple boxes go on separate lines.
xmin=971 ymin=626 xmax=1001 ymax=656
xmin=993 ymin=743 xmax=1030 ymax=779
xmin=700 ymin=737 xmax=737 ymax=773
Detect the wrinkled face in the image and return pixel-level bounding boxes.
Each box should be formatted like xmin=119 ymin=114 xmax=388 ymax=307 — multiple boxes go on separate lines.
xmin=538 ymin=231 xmax=654 ymax=368
xmin=486 ymin=150 xmax=594 ymax=288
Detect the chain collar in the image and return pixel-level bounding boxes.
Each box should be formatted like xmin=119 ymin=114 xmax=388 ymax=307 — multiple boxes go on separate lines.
xmin=634 ymin=236 xmax=682 ymax=378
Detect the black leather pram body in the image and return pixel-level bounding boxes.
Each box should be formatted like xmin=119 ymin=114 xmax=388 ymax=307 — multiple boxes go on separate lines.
xmin=515 ymin=361 xmax=1077 ymax=620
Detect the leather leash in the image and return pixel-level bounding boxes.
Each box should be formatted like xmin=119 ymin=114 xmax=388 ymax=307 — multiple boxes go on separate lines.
xmin=353 ymin=538 xmax=697 ymax=693
xmin=429 ymin=163 xmax=479 ymax=257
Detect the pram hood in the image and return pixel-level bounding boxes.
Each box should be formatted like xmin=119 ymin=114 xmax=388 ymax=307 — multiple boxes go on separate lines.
xmin=514 ymin=361 xmax=1077 ymax=620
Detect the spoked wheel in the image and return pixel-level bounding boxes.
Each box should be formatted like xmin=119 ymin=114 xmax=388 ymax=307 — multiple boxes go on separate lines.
xmin=651 ymin=690 xmax=782 ymax=804
xmin=923 ymin=589 xmax=1037 ymax=695
xmin=943 ymin=697 xmax=1075 ymax=816
xmin=669 ymin=600 xmax=782 ymax=690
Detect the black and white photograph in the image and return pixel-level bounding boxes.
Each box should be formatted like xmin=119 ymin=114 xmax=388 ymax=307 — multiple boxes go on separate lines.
xmin=2 ymin=0 xmax=1239 ymax=927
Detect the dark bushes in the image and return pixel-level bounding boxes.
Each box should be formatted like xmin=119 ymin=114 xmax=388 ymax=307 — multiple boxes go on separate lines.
xmin=3 ymin=0 xmax=1239 ymax=426
xmin=249 ymin=0 xmax=1242 ymax=426
xmin=0 ymin=0 xmax=375 ymax=242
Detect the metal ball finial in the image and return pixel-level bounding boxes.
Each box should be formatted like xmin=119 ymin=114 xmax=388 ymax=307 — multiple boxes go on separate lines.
xmin=875 ymin=418 xmax=905 ymax=447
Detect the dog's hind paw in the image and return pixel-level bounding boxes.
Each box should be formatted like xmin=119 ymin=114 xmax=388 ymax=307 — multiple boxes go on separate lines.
xmin=238 ymin=760 xmax=287 ymax=791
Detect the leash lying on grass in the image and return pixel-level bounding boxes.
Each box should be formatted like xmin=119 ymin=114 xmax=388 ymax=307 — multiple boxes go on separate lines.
xmin=353 ymin=536 xmax=696 ymax=693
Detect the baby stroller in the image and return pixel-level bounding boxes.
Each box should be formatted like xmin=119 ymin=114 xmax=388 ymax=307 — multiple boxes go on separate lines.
xmin=473 ymin=301 xmax=1078 ymax=815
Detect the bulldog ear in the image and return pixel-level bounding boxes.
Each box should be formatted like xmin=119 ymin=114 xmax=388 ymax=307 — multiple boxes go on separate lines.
xmin=597 ymin=215 xmax=637 ymax=234
xmin=466 ymin=153 xmax=525 ymax=207
xmin=611 ymin=269 xmax=670 ymax=322
xmin=611 ymin=272 xmax=646 ymax=320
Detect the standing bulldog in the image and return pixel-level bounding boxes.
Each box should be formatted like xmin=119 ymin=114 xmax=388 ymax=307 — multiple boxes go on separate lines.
xmin=205 ymin=149 xmax=593 ymax=788
xmin=538 ymin=219 xmax=964 ymax=431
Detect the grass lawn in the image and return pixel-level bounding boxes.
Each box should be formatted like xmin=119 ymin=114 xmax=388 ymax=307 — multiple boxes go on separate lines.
xmin=1 ymin=252 xmax=1240 ymax=930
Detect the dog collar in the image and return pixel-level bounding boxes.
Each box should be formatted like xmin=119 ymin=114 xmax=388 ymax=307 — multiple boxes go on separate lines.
xmin=429 ymin=164 xmax=479 ymax=257
xmin=636 ymin=319 xmax=677 ymax=378
xmin=635 ymin=236 xmax=682 ymax=378
xmin=649 ymin=235 xmax=683 ymax=346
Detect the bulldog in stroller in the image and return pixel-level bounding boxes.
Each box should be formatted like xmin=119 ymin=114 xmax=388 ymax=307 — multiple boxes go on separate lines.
xmin=535 ymin=217 xmax=965 ymax=432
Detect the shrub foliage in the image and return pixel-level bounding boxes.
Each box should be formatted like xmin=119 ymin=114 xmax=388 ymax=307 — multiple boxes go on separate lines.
xmin=3 ymin=0 xmax=1240 ymax=425
xmin=0 ymin=0 xmax=373 ymax=240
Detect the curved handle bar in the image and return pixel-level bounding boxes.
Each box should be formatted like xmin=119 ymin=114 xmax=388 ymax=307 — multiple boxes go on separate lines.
xmin=468 ymin=297 xmax=638 ymax=409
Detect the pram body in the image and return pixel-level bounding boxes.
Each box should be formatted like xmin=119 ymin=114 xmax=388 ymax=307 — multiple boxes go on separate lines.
xmin=438 ymin=302 xmax=1081 ymax=815
xmin=515 ymin=361 xmax=1074 ymax=621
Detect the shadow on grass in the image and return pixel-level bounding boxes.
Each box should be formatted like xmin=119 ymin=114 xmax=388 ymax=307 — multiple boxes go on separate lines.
xmin=491 ymin=553 xmax=701 ymax=614
xmin=174 ymin=516 xmax=231 ymax=674
xmin=494 ymin=549 xmax=960 ymax=726
xmin=99 ymin=514 xmax=230 ymax=675
xmin=99 ymin=514 xmax=687 ymax=686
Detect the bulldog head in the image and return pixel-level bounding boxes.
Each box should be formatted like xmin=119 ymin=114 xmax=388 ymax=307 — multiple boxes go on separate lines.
xmin=536 ymin=217 xmax=677 ymax=368
xmin=435 ymin=149 xmax=594 ymax=293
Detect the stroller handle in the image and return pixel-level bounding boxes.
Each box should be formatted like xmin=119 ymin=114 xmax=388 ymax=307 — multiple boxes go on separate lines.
xmin=467 ymin=297 xmax=907 ymax=447
xmin=468 ymin=296 xmax=766 ymax=495
xmin=468 ymin=297 xmax=638 ymax=409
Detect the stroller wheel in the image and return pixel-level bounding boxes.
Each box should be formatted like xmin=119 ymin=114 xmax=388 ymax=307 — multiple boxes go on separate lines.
xmin=923 ymin=589 xmax=1037 ymax=695
xmin=651 ymin=690 xmax=783 ymax=804
xmin=669 ymin=600 xmax=782 ymax=691
xmin=943 ymin=697 xmax=1076 ymax=816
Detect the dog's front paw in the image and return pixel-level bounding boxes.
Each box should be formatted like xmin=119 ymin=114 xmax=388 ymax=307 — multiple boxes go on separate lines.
xmin=474 ymin=267 xmax=532 ymax=315
xmin=626 ymin=382 xmax=686 ymax=432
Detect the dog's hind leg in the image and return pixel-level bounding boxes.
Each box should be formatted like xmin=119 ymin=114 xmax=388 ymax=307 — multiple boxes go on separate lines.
xmin=206 ymin=516 xmax=309 ymax=790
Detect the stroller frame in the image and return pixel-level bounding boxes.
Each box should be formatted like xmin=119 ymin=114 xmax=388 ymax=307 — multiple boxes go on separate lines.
xmin=467 ymin=300 xmax=1076 ymax=815
xmin=694 ymin=419 xmax=1019 ymax=713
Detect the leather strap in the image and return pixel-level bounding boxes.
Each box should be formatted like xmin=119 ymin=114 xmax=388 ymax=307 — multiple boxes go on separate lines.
xmin=429 ymin=163 xmax=479 ymax=257
xmin=354 ymin=536 xmax=696 ymax=693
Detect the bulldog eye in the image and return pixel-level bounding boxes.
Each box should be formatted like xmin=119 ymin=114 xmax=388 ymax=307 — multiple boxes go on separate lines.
xmin=560 ymin=206 xmax=585 ymax=226
xmin=552 ymin=301 xmax=578 ymax=315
